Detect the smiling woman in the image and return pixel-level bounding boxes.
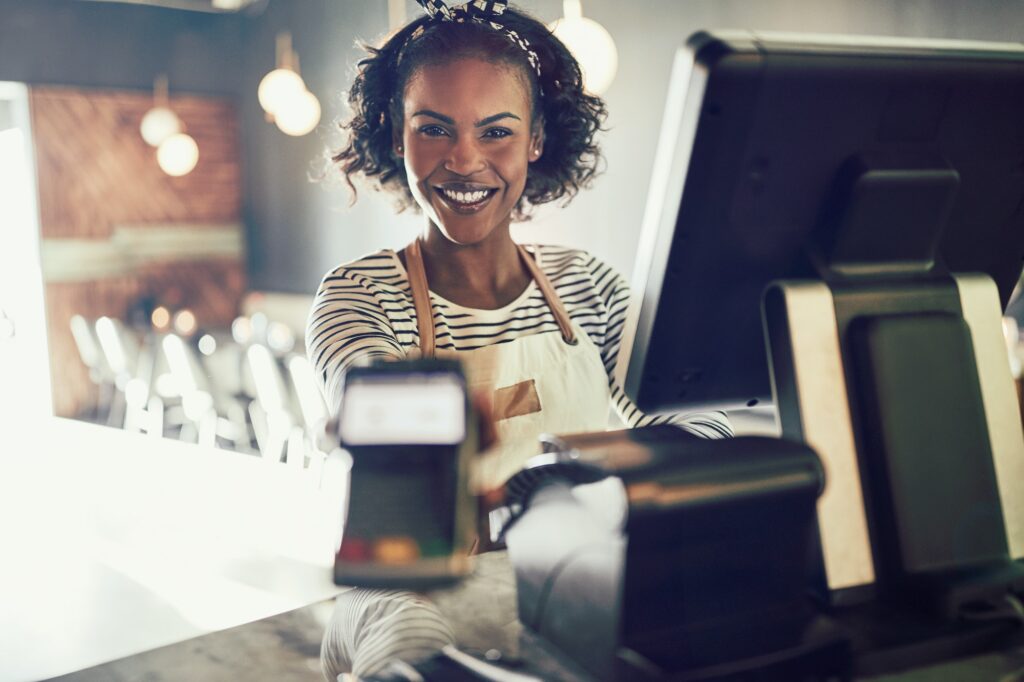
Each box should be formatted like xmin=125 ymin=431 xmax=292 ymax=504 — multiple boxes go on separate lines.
xmin=401 ymin=60 xmax=540 ymax=252
xmin=399 ymin=58 xmax=541 ymax=307
xmin=332 ymin=2 xmax=603 ymax=218
xmin=307 ymin=2 xmax=732 ymax=678
xmin=309 ymin=4 xmax=731 ymax=438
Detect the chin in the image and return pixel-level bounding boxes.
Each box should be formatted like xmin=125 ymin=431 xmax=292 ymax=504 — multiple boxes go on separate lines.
xmin=429 ymin=202 xmax=508 ymax=246
xmin=435 ymin=221 xmax=496 ymax=246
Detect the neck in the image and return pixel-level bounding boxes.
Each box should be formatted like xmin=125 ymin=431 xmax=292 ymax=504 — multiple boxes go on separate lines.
xmin=417 ymin=221 xmax=530 ymax=309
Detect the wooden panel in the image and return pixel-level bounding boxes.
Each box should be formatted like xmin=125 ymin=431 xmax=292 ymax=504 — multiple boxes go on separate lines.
xmin=31 ymin=88 xmax=241 ymax=238
xmin=30 ymin=87 xmax=245 ymax=418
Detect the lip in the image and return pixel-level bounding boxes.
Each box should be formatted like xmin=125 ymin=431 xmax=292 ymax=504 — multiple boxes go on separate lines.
xmin=433 ymin=184 xmax=499 ymax=214
xmin=434 ymin=182 xmax=497 ymax=192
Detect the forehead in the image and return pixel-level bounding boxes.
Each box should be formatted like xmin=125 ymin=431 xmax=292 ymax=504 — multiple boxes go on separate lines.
xmin=403 ymin=58 xmax=532 ymax=122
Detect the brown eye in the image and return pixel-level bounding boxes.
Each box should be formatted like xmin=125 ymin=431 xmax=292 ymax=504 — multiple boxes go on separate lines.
xmin=419 ymin=125 xmax=449 ymax=137
xmin=482 ymin=127 xmax=512 ymax=139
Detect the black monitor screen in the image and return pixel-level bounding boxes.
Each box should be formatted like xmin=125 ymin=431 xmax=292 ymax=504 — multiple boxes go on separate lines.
xmin=619 ymin=31 xmax=1024 ymax=415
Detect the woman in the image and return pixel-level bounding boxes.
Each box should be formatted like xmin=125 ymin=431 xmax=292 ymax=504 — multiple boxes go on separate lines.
xmin=308 ymin=2 xmax=732 ymax=678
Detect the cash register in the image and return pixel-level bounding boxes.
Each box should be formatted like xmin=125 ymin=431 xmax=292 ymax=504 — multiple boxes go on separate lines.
xmin=500 ymin=30 xmax=1024 ymax=680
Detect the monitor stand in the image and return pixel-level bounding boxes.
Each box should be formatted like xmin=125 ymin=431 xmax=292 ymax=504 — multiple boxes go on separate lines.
xmin=763 ymin=273 xmax=1024 ymax=672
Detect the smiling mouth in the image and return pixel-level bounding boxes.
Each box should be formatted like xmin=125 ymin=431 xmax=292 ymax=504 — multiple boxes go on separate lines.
xmin=434 ymin=185 xmax=498 ymax=213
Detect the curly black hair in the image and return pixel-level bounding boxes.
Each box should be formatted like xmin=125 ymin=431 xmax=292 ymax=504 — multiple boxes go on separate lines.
xmin=334 ymin=5 xmax=607 ymax=218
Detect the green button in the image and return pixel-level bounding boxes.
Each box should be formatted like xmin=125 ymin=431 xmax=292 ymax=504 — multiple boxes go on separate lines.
xmin=420 ymin=538 xmax=452 ymax=557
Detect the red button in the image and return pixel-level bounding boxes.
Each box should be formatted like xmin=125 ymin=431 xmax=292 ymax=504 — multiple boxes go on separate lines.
xmin=337 ymin=536 xmax=371 ymax=562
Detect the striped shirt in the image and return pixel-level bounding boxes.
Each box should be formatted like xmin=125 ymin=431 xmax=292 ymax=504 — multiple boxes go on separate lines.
xmin=311 ymin=245 xmax=733 ymax=678
xmin=306 ymin=244 xmax=732 ymax=439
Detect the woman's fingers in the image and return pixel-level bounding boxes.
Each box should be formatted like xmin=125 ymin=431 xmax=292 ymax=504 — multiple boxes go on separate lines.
xmin=472 ymin=389 xmax=498 ymax=452
xmin=471 ymin=390 xmax=507 ymax=509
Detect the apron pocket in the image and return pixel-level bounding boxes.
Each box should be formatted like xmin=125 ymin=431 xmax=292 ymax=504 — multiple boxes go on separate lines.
xmin=493 ymin=379 xmax=542 ymax=421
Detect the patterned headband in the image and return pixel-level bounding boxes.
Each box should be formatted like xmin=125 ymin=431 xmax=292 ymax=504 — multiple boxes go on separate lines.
xmin=411 ymin=0 xmax=542 ymax=78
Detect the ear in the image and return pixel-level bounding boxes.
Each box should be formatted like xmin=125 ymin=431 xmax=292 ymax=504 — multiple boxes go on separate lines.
xmin=393 ymin=129 xmax=404 ymax=158
xmin=529 ymin=123 xmax=545 ymax=162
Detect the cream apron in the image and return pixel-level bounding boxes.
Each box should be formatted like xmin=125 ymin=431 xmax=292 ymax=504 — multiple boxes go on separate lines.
xmin=404 ymin=239 xmax=611 ymax=487
xmin=321 ymin=243 xmax=617 ymax=680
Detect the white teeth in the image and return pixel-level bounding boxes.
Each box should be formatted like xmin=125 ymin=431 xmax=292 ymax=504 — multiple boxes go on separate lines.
xmin=442 ymin=188 xmax=490 ymax=204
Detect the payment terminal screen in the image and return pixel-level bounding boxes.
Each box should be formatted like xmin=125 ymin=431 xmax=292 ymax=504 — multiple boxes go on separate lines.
xmin=339 ymin=373 xmax=466 ymax=445
xmin=336 ymin=372 xmax=466 ymax=566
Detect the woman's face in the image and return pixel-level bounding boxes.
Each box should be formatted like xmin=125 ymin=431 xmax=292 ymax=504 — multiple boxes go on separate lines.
xmin=399 ymin=57 xmax=542 ymax=246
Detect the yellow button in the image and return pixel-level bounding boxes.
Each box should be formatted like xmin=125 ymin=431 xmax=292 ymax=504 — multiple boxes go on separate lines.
xmin=374 ymin=536 xmax=421 ymax=565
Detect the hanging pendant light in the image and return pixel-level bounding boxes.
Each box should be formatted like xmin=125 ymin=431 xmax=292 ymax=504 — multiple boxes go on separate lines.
xmin=258 ymin=32 xmax=322 ymax=136
xmin=157 ymin=132 xmax=200 ymax=177
xmin=548 ymin=0 xmax=618 ymax=96
xmin=258 ymin=33 xmax=306 ymax=114
xmin=140 ymin=75 xmax=181 ymax=146
xmin=141 ymin=75 xmax=199 ymax=177
xmin=274 ymin=89 xmax=322 ymax=137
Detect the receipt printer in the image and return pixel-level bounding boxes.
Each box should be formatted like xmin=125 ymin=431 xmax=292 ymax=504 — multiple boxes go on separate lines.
xmin=502 ymin=426 xmax=848 ymax=680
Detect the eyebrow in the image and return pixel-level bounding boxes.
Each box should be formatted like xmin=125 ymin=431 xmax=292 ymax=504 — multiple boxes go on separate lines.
xmin=411 ymin=110 xmax=522 ymax=126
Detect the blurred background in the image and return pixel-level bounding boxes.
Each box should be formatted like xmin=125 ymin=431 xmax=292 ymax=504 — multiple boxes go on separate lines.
xmin=5 ymin=3 xmax=1024 ymax=678
xmin=3 ymin=0 xmax=1024 ymax=457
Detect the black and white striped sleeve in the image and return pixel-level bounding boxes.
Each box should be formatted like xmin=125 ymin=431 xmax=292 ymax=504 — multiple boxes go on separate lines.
xmin=320 ymin=588 xmax=455 ymax=680
xmin=306 ymin=269 xmax=406 ymax=412
xmin=592 ymin=258 xmax=734 ymax=439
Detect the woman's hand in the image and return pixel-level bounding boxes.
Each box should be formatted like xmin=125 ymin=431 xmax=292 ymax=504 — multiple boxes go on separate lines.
xmin=471 ymin=390 xmax=508 ymax=552
xmin=472 ymin=389 xmax=498 ymax=454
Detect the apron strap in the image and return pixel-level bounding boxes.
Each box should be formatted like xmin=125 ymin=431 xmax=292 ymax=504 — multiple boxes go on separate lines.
xmin=516 ymin=244 xmax=577 ymax=345
xmin=403 ymin=238 xmax=436 ymax=359
xmin=403 ymin=240 xmax=578 ymax=358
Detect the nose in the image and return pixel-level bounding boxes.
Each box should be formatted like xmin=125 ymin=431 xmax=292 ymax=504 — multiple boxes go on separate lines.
xmin=444 ymin=134 xmax=486 ymax=176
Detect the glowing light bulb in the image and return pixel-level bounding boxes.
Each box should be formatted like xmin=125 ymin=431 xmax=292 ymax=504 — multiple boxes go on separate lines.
xmin=258 ymin=68 xmax=306 ymax=115
xmin=156 ymin=133 xmax=199 ymax=177
xmin=549 ymin=0 xmax=618 ymax=95
xmin=140 ymin=106 xmax=181 ymax=146
xmin=274 ymin=89 xmax=321 ymax=136
xmin=173 ymin=309 xmax=197 ymax=336
xmin=151 ymin=306 xmax=171 ymax=330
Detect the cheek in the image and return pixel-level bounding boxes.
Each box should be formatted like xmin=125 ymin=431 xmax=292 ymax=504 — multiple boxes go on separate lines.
xmin=403 ymin=139 xmax=444 ymax=184
xmin=402 ymin=156 xmax=432 ymax=194
xmin=492 ymin=145 xmax=531 ymax=184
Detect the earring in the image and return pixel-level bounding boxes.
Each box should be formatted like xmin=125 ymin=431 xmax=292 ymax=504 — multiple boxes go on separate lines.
xmin=396 ymin=144 xmax=404 ymax=154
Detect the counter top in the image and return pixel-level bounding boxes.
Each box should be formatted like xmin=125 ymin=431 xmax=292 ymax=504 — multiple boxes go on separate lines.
xmin=0 ymin=416 xmax=344 ymax=682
